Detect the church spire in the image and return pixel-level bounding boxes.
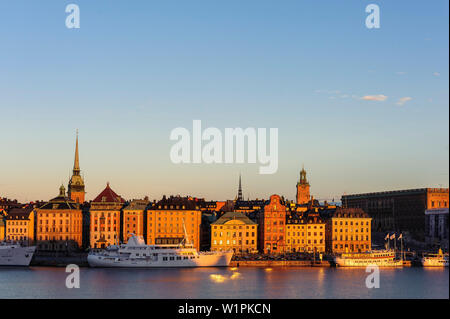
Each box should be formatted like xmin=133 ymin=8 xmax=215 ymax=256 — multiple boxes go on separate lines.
xmin=68 ymin=130 xmax=85 ymax=203
xmin=237 ymin=174 xmax=243 ymax=201
xmin=73 ymin=129 xmax=80 ymax=175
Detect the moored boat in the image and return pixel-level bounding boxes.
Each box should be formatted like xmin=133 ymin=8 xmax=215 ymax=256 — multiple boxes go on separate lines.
xmin=88 ymin=234 xmax=233 ymax=268
xmin=421 ymin=249 xmax=449 ymax=267
xmin=0 ymin=242 xmax=36 ymax=266
xmin=334 ymin=249 xmax=403 ymax=267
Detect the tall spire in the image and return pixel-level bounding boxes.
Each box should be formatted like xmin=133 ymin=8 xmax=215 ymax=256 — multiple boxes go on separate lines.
xmin=237 ymin=174 xmax=243 ymax=201
xmin=73 ymin=129 xmax=80 ymax=174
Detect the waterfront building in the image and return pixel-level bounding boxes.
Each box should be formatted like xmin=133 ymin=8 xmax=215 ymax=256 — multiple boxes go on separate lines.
xmin=425 ymin=208 xmax=449 ymax=250
xmin=67 ymin=131 xmax=85 ymax=204
xmin=0 ymin=217 xmax=5 ymax=241
xmin=90 ymin=183 xmax=125 ymax=248
xmin=341 ymin=188 xmax=449 ymax=240
xmin=4 ymin=206 xmax=35 ymax=243
xmin=146 ymin=196 xmax=202 ymax=250
xmin=296 ymin=166 xmax=310 ymax=205
xmin=122 ymin=198 xmax=149 ymax=243
xmin=285 ymin=211 xmax=325 ymax=253
xmin=324 ymin=207 xmax=371 ymax=254
xmin=210 ymin=211 xmax=258 ymax=254
xmin=35 ymin=185 xmax=83 ymax=251
xmin=259 ymin=194 xmax=288 ymax=254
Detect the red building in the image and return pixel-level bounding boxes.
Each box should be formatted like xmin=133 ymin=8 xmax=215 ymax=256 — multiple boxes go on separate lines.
xmin=259 ymin=194 xmax=288 ymax=254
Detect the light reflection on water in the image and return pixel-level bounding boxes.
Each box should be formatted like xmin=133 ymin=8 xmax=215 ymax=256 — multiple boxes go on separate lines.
xmin=0 ymin=266 xmax=447 ymax=299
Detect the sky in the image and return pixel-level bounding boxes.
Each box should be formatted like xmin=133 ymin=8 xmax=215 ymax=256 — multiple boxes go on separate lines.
xmin=0 ymin=0 xmax=448 ymax=203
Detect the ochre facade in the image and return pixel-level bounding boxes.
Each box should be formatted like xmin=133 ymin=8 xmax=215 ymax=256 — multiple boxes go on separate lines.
xmin=211 ymin=212 xmax=258 ymax=254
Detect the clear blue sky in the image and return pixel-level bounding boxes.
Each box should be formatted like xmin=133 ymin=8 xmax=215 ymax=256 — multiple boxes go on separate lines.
xmin=0 ymin=0 xmax=448 ymax=203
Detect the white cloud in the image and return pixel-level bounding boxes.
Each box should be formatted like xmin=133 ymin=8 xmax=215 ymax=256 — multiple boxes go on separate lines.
xmin=396 ymin=97 xmax=412 ymax=106
xmin=433 ymin=72 xmax=440 ymax=77
xmin=361 ymin=95 xmax=388 ymax=101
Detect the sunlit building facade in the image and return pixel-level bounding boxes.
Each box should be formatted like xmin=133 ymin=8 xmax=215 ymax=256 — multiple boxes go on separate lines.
xmin=286 ymin=212 xmax=325 ymax=253
xmin=259 ymin=194 xmax=287 ymax=254
xmin=325 ymin=207 xmax=371 ymax=253
xmin=123 ymin=198 xmax=149 ymax=243
xmin=146 ymin=196 xmax=201 ymax=250
xmin=36 ymin=185 xmax=83 ymax=250
xmin=5 ymin=206 xmax=35 ymax=244
xmin=90 ymin=183 xmax=125 ymax=248
xmin=211 ymin=212 xmax=258 ymax=254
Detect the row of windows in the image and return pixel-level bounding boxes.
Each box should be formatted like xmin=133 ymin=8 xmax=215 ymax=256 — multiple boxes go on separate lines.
xmin=333 ymin=228 xmax=369 ymax=233
xmin=213 ymin=239 xmax=255 ymax=245
xmin=213 ymin=225 xmax=256 ymax=230
xmin=213 ymin=232 xmax=255 ymax=238
xmin=287 ymin=225 xmax=324 ymax=230
xmin=287 ymin=239 xmax=323 ymax=244
xmin=287 ymin=231 xmax=323 ymax=237
xmin=333 ymin=235 xmax=370 ymax=241
xmin=334 ymin=221 xmax=370 ymax=226
xmin=39 ymin=227 xmax=81 ymax=232
xmin=334 ymin=244 xmax=370 ymax=249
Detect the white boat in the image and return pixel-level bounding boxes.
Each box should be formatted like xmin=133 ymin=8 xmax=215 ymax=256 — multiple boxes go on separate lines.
xmin=0 ymin=243 xmax=36 ymax=266
xmin=334 ymin=250 xmax=403 ymax=267
xmin=88 ymin=234 xmax=233 ymax=268
xmin=421 ymin=249 xmax=449 ymax=267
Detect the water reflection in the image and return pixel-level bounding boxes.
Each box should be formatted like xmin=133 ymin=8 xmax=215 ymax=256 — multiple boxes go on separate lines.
xmin=0 ymin=267 xmax=448 ymax=299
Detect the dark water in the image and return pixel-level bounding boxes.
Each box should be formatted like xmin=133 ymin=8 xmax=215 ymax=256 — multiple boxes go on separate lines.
xmin=0 ymin=266 xmax=448 ymax=299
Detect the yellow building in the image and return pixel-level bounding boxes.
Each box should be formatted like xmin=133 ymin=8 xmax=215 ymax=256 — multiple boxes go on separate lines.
xmin=211 ymin=212 xmax=258 ymax=254
xmin=36 ymin=185 xmax=83 ymax=250
xmin=5 ymin=206 xmax=35 ymax=244
xmin=325 ymin=207 xmax=371 ymax=253
xmin=146 ymin=196 xmax=202 ymax=250
xmin=286 ymin=212 xmax=326 ymax=253
xmin=90 ymin=183 xmax=125 ymax=248
xmin=0 ymin=218 xmax=5 ymax=241
xmin=123 ymin=198 xmax=149 ymax=243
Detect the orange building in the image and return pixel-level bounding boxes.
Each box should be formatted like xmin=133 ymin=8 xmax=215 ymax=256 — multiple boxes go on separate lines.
xmin=146 ymin=196 xmax=202 ymax=250
xmin=36 ymin=185 xmax=83 ymax=250
xmin=123 ymin=198 xmax=149 ymax=243
xmin=5 ymin=206 xmax=35 ymax=244
xmin=67 ymin=131 xmax=85 ymax=204
xmin=296 ymin=166 xmax=310 ymax=205
xmin=259 ymin=194 xmax=287 ymax=254
xmin=325 ymin=207 xmax=371 ymax=254
xmin=90 ymin=183 xmax=125 ymax=248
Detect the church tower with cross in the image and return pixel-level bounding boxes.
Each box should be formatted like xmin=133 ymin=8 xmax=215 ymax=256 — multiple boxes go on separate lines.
xmin=68 ymin=130 xmax=86 ymax=203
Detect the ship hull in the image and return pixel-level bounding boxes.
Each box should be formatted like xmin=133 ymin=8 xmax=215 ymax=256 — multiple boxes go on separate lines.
xmin=88 ymin=252 xmax=233 ymax=268
xmin=0 ymin=246 xmax=36 ymax=267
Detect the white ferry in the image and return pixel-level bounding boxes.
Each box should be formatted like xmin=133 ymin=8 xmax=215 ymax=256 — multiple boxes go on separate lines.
xmin=421 ymin=249 xmax=449 ymax=267
xmin=334 ymin=250 xmax=403 ymax=267
xmin=0 ymin=243 xmax=36 ymax=266
xmin=88 ymin=234 xmax=233 ymax=268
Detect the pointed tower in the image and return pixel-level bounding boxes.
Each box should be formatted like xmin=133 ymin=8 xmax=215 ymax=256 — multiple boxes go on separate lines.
xmin=296 ymin=165 xmax=310 ymax=204
xmin=237 ymin=174 xmax=243 ymax=201
xmin=68 ymin=130 xmax=85 ymax=203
